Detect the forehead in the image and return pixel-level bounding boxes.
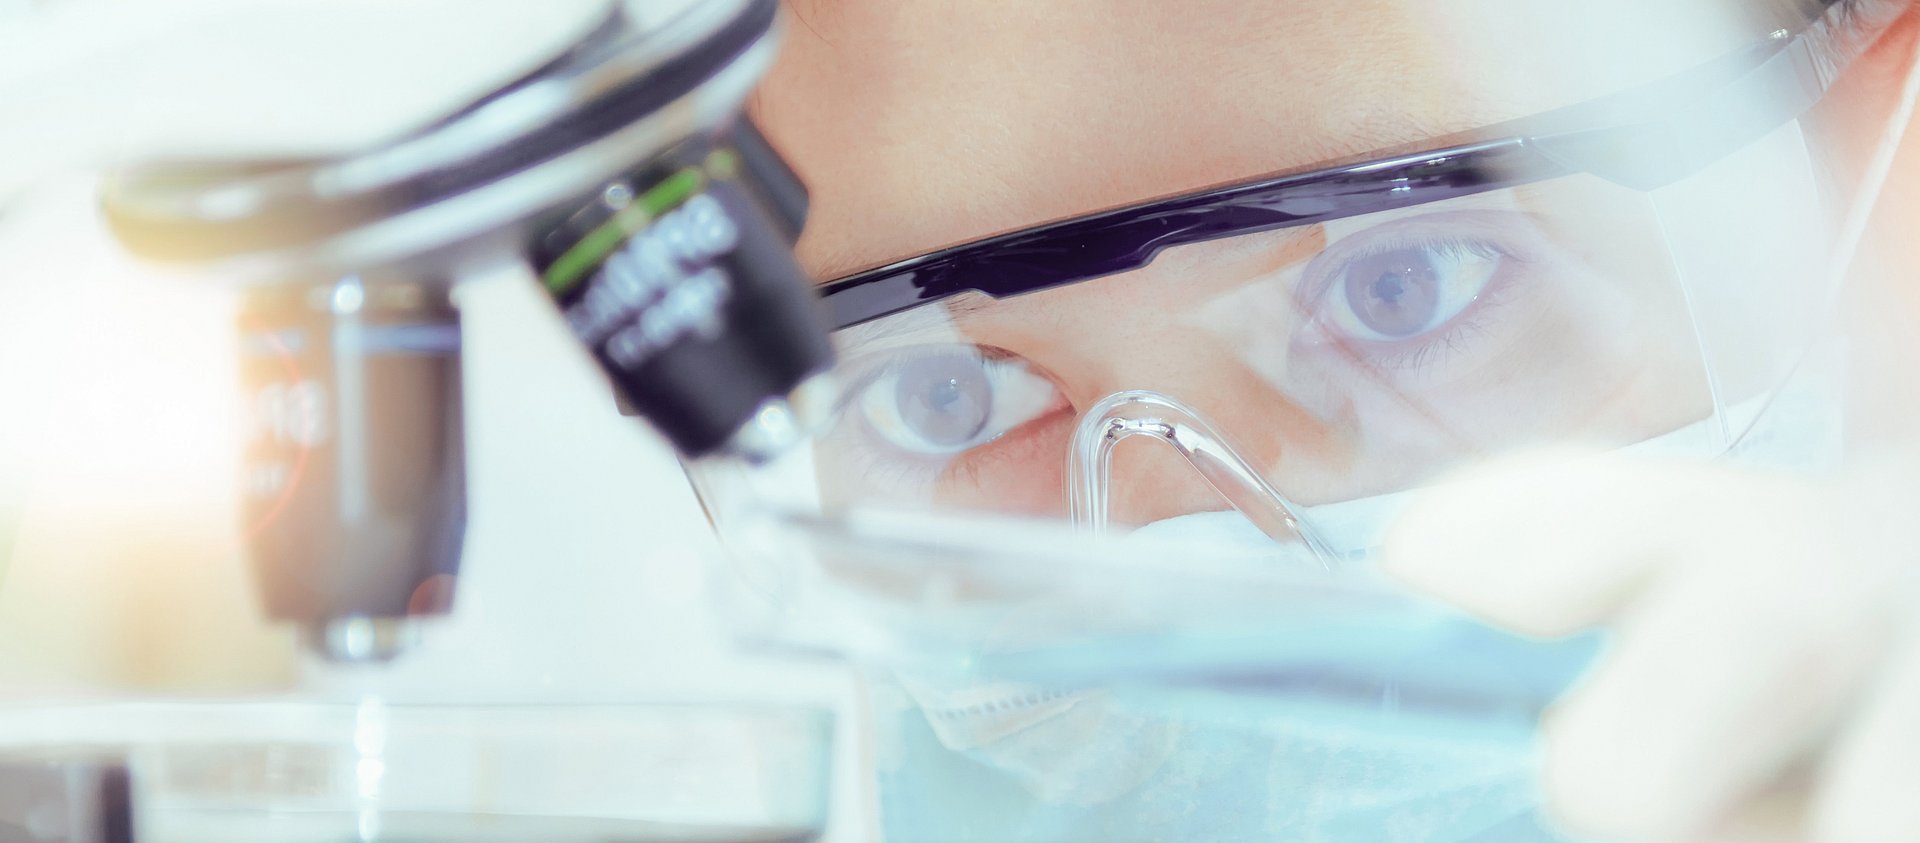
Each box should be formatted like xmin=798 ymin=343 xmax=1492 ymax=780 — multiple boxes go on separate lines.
xmin=755 ymin=0 xmax=1771 ymax=280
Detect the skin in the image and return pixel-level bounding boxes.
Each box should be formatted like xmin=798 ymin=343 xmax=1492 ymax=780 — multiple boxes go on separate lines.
xmin=750 ymin=1 xmax=1920 ymax=835
xmin=751 ymin=0 xmax=1799 ymax=521
xmin=759 ymin=1 xmax=1770 ymax=279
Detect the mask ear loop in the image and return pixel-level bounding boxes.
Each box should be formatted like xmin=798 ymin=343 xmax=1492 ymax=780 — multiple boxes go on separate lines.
xmin=1707 ymin=33 xmax=1920 ymax=456
xmin=1804 ymin=28 xmax=1920 ymax=319
xmin=1067 ymin=390 xmax=1337 ymax=567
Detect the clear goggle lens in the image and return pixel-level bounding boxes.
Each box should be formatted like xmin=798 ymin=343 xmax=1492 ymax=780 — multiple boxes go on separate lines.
xmin=805 ymin=123 xmax=1832 ymax=535
xmin=685 ymin=119 xmax=1855 ymax=688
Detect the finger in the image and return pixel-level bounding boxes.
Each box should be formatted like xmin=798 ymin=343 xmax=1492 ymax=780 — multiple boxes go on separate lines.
xmin=1540 ymin=534 xmax=1897 ymax=841
xmin=1690 ymin=766 xmax=1815 ymax=843
xmin=1812 ymin=620 xmax=1920 ymax=843
xmin=1382 ymin=448 xmax=1779 ymax=637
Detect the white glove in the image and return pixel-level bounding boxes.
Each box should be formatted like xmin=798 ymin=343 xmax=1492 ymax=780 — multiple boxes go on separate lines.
xmin=1384 ymin=450 xmax=1920 ymax=842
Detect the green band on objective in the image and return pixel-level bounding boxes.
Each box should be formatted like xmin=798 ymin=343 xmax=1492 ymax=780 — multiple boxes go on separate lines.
xmin=542 ymin=166 xmax=707 ymax=295
xmin=704 ymin=148 xmax=740 ymax=181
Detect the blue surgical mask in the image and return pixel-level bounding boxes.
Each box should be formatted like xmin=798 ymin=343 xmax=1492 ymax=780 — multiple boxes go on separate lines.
xmin=875 ymin=365 xmax=1846 ymax=842
xmin=875 ymin=671 xmax=1563 ymax=842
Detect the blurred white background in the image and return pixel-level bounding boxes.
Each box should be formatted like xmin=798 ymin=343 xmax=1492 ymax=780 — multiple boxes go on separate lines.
xmin=0 ymin=0 xmax=874 ymax=835
xmin=0 ymin=177 xmax=872 ymax=839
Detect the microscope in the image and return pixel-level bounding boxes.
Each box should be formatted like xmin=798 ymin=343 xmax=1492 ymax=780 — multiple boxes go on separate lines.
xmin=99 ymin=0 xmax=835 ymax=663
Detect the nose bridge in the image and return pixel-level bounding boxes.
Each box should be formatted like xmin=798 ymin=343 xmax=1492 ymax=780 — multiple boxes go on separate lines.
xmin=995 ymin=254 xmax=1316 ymax=532
xmin=1051 ymin=336 xmax=1258 ymax=531
xmin=1068 ymin=390 xmax=1334 ymax=559
xmin=1012 ymin=286 xmax=1260 ymax=527
xmin=1089 ymin=395 xmax=1237 ymax=527
xmin=1100 ymin=423 xmax=1231 ymax=528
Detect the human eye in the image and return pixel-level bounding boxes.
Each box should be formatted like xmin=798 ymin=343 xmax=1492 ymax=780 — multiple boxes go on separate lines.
xmin=843 ymin=345 xmax=1065 ymax=457
xmin=1297 ymin=211 xmax=1532 ymax=370
xmin=1321 ymin=239 xmax=1504 ymax=342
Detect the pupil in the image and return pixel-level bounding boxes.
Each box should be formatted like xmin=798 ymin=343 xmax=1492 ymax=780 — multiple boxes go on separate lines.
xmin=1344 ymin=248 xmax=1442 ymax=338
xmin=930 ymin=379 xmax=963 ymax=410
xmin=1371 ymin=273 xmax=1407 ymax=304
xmin=895 ymin=354 xmax=992 ymax=446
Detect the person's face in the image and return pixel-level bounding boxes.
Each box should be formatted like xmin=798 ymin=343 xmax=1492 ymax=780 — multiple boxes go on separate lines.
xmin=751 ymin=0 xmax=1827 ymax=524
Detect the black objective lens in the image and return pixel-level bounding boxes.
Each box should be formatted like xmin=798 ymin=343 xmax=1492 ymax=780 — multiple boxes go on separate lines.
xmin=97 ymin=0 xmax=811 ymax=660
xmin=531 ymin=120 xmax=833 ymax=458
xmin=237 ymin=278 xmax=465 ymax=651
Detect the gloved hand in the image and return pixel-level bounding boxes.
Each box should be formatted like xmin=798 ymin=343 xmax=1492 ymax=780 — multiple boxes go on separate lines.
xmin=1384 ymin=450 xmax=1920 ymax=842
xmin=0 ymin=0 xmax=615 ymax=690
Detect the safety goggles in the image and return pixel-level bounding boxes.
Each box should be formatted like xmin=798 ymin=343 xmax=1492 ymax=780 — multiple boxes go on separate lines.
xmin=689 ymin=0 xmax=1910 ymax=681
xmin=806 ymin=1 xmax=1863 ymax=525
xmin=821 ymin=0 xmax=1856 ymax=332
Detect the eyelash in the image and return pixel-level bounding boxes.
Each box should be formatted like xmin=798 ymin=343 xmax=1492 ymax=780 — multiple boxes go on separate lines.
xmin=833 ymin=344 xmax=1018 ymax=414
xmin=1356 ymin=284 xmax=1515 ymax=371
xmin=1298 ymin=225 xmax=1527 ymax=372
xmin=824 ymin=345 xmax=1054 ymax=490
xmin=1299 ymin=232 xmax=1512 ymax=309
xmin=831 ymin=436 xmax=948 ymax=493
xmin=823 ymin=218 xmax=1535 ymax=488
xmin=822 ymin=403 xmax=1066 ymax=501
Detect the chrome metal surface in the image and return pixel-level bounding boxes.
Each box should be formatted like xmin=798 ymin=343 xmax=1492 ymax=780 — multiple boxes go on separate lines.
xmin=309 ymin=617 xmax=425 ymax=663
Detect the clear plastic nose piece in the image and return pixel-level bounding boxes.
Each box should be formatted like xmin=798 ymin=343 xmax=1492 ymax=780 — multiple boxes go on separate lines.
xmin=1068 ymin=390 xmax=1337 ymax=565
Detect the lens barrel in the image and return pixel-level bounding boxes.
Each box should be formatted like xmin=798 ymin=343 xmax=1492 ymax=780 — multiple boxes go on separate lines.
xmin=98 ymin=0 xmax=818 ymax=658
xmin=237 ymin=279 xmax=465 ymax=659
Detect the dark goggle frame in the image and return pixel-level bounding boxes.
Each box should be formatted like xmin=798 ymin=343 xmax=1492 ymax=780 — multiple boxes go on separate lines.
xmin=820 ymin=0 xmax=1861 ymax=331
